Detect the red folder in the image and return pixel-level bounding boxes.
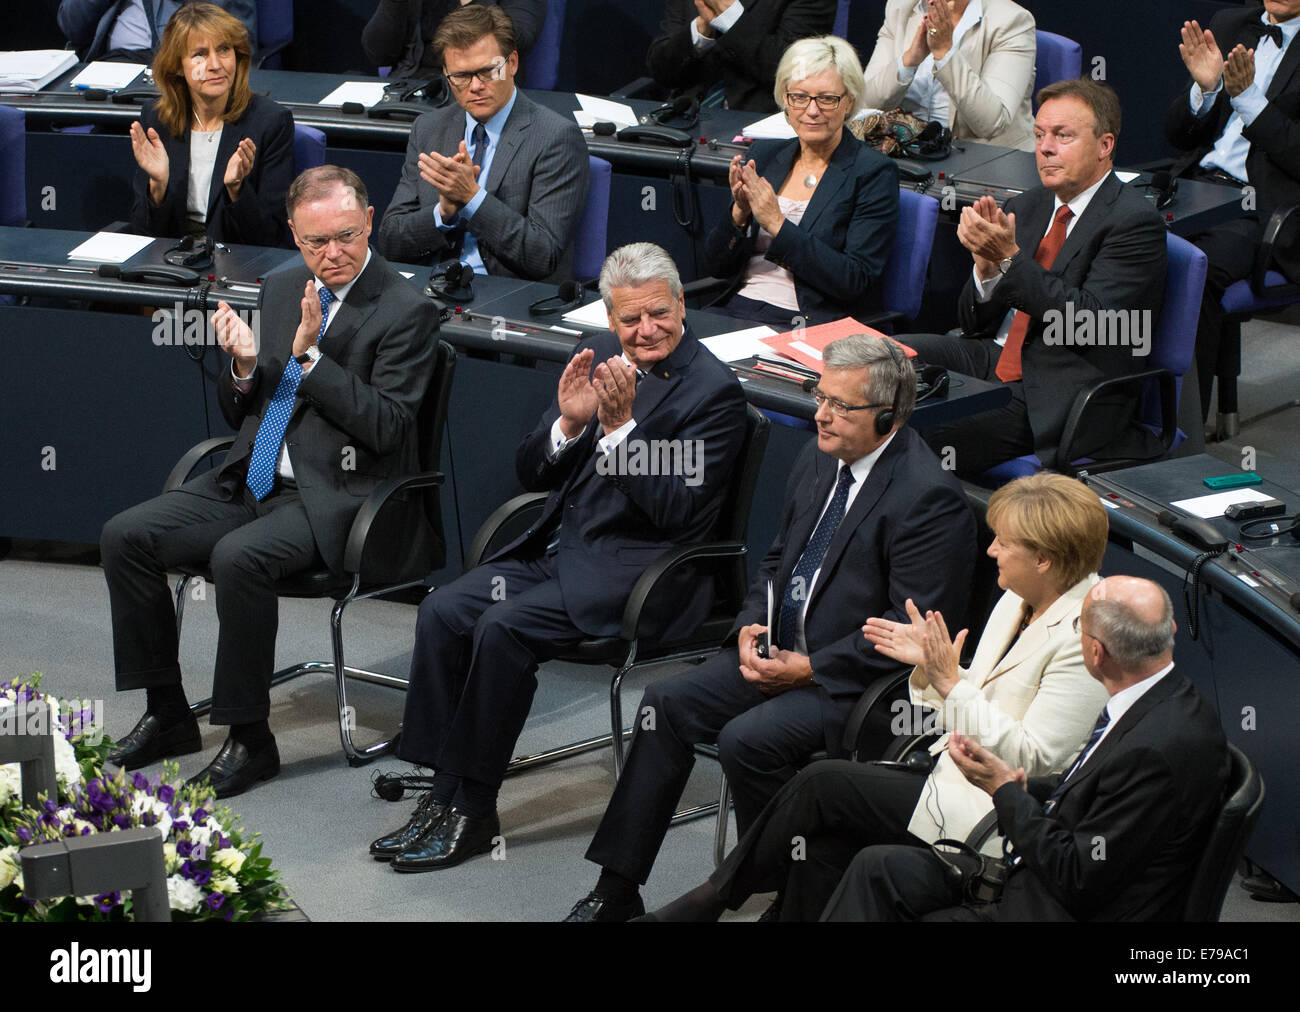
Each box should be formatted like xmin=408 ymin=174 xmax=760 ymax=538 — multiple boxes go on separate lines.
xmin=759 ymin=318 xmax=916 ymax=373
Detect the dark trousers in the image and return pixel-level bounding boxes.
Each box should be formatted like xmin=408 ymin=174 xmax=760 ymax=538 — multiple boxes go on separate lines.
xmin=585 ymin=650 xmax=844 ymax=885
xmin=100 ymin=484 xmax=322 ymax=725
xmin=396 ymin=553 xmax=584 ymax=786
xmin=820 ymin=843 xmax=992 ymax=922
xmin=903 ymin=333 xmax=1035 ymax=477
xmin=1184 ymin=215 xmax=1262 ymax=420
xmin=708 ymin=758 xmax=928 ymax=920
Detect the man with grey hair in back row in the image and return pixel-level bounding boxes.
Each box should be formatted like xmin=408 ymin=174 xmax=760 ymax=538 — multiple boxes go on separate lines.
xmin=566 ymin=333 xmax=977 ymax=920
xmin=369 ymin=243 xmax=749 ymax=872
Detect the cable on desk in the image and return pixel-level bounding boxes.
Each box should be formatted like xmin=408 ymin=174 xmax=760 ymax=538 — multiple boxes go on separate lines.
xmin=1182 ymin=546 xmax=1227 ymax=643
xmin=1238 ymin=514 xmax=1300 ymax=539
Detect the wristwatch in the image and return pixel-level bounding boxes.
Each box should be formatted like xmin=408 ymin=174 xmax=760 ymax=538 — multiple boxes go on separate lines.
xmin=998 ymin=255 xmax=1016 ymax=276
xmin=295 ymin=346 xmax=322 ymax=365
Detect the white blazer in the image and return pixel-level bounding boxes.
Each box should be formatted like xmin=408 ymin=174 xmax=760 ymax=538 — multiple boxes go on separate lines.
xmin=862 ymin=0 xmax=1037 ymax=151
xmin=905 ymin=575 xmax=1109 ymax=844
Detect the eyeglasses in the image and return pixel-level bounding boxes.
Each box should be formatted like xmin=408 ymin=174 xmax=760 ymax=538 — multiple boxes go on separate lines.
xmin=445 ymin=59 xmax=510 ymax=88
xmin=810 ymin=388 xmax=890 ymax=418
xmin=297 ymin=227 xmax=365 ymax=253
xmin=1072 ymin=615 xmax=1108 ymax=652
xmin=785 ymin=92 xmax=846 ymax=110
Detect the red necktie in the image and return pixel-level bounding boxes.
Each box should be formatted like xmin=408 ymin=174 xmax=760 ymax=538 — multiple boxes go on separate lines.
xmin=996 ymin=205 xmax=1074 ymax=383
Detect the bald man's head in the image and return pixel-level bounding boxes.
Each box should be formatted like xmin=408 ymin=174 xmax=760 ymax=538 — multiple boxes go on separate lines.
xmin=1082 ymin=576 xmax=1176 ymax=677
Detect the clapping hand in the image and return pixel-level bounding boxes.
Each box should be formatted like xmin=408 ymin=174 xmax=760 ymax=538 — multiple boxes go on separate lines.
xmin=957 ymin=195 xmax=1018 ymax=279
xmin=1223 ymin=44 xmax=1256 ymax=98
xmin=738 ymin=160 xmax=782 ymax=236
xmin=920 ymin=608 xmax=967 ymax=698
xmin=948 ymin=732 xmax=1025 ymax=796
xmin=728 ymin=154 xmax=755 ymax=225
xmin=130 ymin=120 xmax=170 ymax=205
xmin=224 ymin=137 xmax=257 ymax=200
xmin=291 ymin=280 xmax=323 ymax=362
xmin=557 ymin=348 xmax=598 ymax=438
xmin=1179 ymin=20 xmax=1225 ymax=94
xmin=213 ymin=300 xmax=258 ymax=376
xmin=864 ymin=598 xmax=930 ymax=668
xmin=593 ymin=355 xmax=638 ymax=434
xmin=419 ymin=141 xmax=481 ymax=219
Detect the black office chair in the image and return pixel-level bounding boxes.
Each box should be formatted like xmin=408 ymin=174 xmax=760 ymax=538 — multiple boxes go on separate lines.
xmin=164 ymin=340 xmax=457 ymax=766
xmin=961 ymin=742 xmax=1264 ymax=920
xmin=447 ymin=405 xmax=771 ymax=795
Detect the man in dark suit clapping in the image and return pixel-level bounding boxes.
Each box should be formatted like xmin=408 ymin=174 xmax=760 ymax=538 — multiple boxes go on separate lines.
xmin=101 ymin=166 xmax=440 ymax=798
xmin=907 ymin=78 xmax=1168 ymax=479
xmin=369 ymin=243 xmax=750 ymax=873
xmin=377 ymin=3 xmax=588 ymax=280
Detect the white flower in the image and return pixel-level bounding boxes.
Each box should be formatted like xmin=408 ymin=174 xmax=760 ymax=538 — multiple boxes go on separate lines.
xmin=189 ymin=824 xmax=213 ymax=850
xmin=166 ymin=874 xmax=204 ymax=912
xmin=212 ymin=847 xmax=246 ymax=874
xmin=211 ymin=873 xmax=239 ymax=895
xmin=72 ymin=818 xmax=95 ymax=836
xmin=0 ymin=846 xmax=18 ymax=890
xmin=0 ymin=763 xmax=18 ymax=806
xmin=52 ymin=732 xmax=80 ymax=790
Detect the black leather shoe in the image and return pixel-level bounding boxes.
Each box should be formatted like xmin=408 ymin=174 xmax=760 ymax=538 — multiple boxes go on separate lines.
xmin=369 ymin=794 xmax=448 ymax=861
xmin=185 ymin=736 xmax=280 ymax=799
xmin=563 ymin=891 xmax=645 ymax=922
xmin=390 ymin=808 xmax=499 ymax=872
xmin=108 ymin=712 xmax=202 ymax=770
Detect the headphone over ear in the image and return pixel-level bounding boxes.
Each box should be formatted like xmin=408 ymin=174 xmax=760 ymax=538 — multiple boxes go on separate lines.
xmin=874 ymin=339 xmax=908 ymax=437
xmin=529 ymin=279 xmax=586 ymax=316
xmin=428 ymin=261 xmax=475 ymax=304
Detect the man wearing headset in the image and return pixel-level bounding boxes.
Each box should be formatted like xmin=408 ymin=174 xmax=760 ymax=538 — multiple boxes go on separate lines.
xmin=565 ymin=333 xmax=977 ymax=920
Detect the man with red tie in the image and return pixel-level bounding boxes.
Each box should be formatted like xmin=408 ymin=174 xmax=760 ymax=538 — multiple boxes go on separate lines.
xmin=905 ymin=78 xmax=1168 ymax=479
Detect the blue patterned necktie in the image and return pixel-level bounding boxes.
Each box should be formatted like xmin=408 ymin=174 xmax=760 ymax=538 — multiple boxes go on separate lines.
xmin=1046 ymin=707 xmax=1111 ymax=807
xmin=449 ymin=123 xmax=489 ymax=259
xmin=776 ymin=466 xmax=855 ymax=651
xmin=245 ymin=286 xmax=334 ymax=500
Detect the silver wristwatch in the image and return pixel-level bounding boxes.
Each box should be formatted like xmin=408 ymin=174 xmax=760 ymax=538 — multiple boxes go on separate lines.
xmin=998 ymin=256 xmax=1016 ymax=276
xmin=295 ymin=346 xmax=322 ymax=365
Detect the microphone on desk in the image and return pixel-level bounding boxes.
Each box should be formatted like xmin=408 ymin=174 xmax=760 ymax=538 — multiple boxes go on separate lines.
xmin=590 ymin=121 xmax=618 ymax=136
xmin=1149 ymin=170 xmax=1179 ymax=210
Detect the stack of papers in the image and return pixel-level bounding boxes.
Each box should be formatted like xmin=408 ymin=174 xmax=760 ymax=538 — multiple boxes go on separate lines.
xmin=740 ymin=111 xmax=796 ymax=140
xmin=761 ymin=318 xmax=913 ymax=372
xmin=700 ymin=326 xmax=778 ymax=363
xmin=560 ymin=298 xmax=612 ymax=329
xmin=69 ymin=61 xmax=146 ymax=90
xmin=573 ymin=94 xmax=638 ymax=130
xmin=66 ymin=232 xmax=154 ymax=264
xmin=0 ymin=50 xmax=78 ymax=93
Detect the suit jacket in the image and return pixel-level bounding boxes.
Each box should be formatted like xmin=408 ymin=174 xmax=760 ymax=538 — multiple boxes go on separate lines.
xmin=990 ymin=670 xmax=1229 ymax=921
xmin=703 ymin=131 xmax=899 ymax=324
xmin=1165 ymin=4 xmax=1300 ymax=284
xmin=646 ymin=0 xmax=836 ymax=113
xmin=129 ymin=94 xmax=295 ymax=248
xmin=377 ymin=89 xmax=588 ymax=280
xmin=181 ymin=251 xmax=440 ymax=580
xmin=58 ymin=0 xmax=257 ymax=62
xmin=729 ymin=428 xmax=976 ymax=748
xmin=905 ymin=578 xmax=1109 ymax=845
xmin=361 ymin=0 xmax=549 ymax=79
xmin=491 ymin=326 xmax=749 ymax=640
xmin=862 ymin=0 xmax=1036 ymax=151
xmin=956 ymin=173 xmax=1168 ymax=467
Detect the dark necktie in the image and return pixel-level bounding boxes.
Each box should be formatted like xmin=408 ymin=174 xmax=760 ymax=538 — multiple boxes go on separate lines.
xmin=449 ymin=123 xmax=489 ymax=260
xmin=145 ymin=1 xmax=163 ymax=51
xmin=245 ymin=286 xmax=334 ymax=500
xmin=1256 ymin=22 xmax=1284 ymax=49
xmin=1045 ymin=707 xmax=1111 ymax=807
xmin=777 ymin=466 xmax=855 ymax=650
xmin=996 ymin=205 xmax=1074 ymax=383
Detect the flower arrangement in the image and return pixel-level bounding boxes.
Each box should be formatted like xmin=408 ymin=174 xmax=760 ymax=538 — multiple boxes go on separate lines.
xmin=0 ymin=674 xmax=290 ymax=922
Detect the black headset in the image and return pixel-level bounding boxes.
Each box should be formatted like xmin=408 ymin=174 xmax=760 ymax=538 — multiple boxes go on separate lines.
xmin=529 ymin=279 xmax=587 ymax=316
xmin=644 ymin=93 xmax=700 ymax=130
xmin=428 ymin=261 xmax=475 ymax=304
xmin=873 ymin=338 xmax=909 ymax=436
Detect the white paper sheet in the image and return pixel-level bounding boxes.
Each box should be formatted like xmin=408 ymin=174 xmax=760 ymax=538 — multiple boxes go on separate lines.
xmin=0 ymin=49 xmax=78 ymax=92
xmin=1115 ymin=170 xmax=1141 ymax=183
xmin=66 ymin=232 xmax=155 ymax=264
xmin=575 ymin=94 xmax=638 ymax=128
xmin=560 ymin=298 xmax=613 ymax=328
xmin=318 ymin=82 xmax=388 ymax=108
xmin=741 ymin=111 xmax=796 ymax=140
xmin=699 ymin=326 xmax=778 ymax=362
xmin=1169 ymin=487 xmax=1271 ymax=519
xmin=70 ymin=62 xmax=145 ymax=90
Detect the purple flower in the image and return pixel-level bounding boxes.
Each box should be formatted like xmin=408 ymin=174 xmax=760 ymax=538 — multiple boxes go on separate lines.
xmin=86 ymin=781 xmax=116 ymax=814
xmin=16 ymin=827 xmax=31 ymax=844
xmin=111 ymin=813 xmax=130 ymax=829
xmin=173 ymin=820 xmax=190 ymax=834
xmin=81 ymin=826 xmax=92 ymax=836
xmin=205 ymin=892 xmax=225 ymax=910
xmin=94 ymin=892 xmax=121 ymax=913
xmin=176 ymin=841 xmax=192 ymax=858
xmin=181 ymin=861 xmax=211 ymax=886
xmin=157 ymin=784 xmax=174 ymax=805
xmin=132 ymin=773 xmax=150 ymax=791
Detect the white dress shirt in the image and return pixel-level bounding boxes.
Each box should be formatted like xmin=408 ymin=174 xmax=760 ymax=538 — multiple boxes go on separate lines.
xmin=690 ymin=1 xmax=746 ymax=51
xmin=895 ymin=0 xmax=984 ymax=128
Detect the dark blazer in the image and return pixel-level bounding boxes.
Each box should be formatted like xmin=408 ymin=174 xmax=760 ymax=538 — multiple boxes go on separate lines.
xmin=957 ymin=173 xmax=1168 ymax=468
xmin=991 ymin=671 xmax=1229 ymax=921
xmin=130 ymin=93 xmax=295 ymax=248
xmin=182 ymin=252 xmax=440 ymax=580
xmin=1165 ymin=4 xmax=1300 ymax=284
xmin=361 ymin=0 xmax=549 ymax=79
xmin=58 ymin=0 xmax=257 ymax=62
xmin=729 ymin=429 xmax=976 ymax=739
xmin=703 ymin=131 xmax=900 ymax=325
xmin=647 ymin=0 xmax=837 ymax=113
xmin=491 ymin=326 xmax=749 ymax=641
xmin=377 ymin=89 xmax=588 ymax=281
